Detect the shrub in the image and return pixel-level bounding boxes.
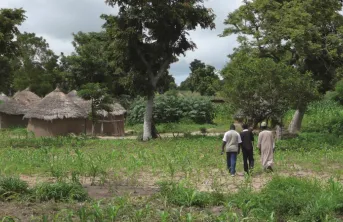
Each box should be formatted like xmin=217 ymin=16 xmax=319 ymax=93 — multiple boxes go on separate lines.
xmin=302 ymin=100 xmax=343 ymax=133
xmin=230 ymin=176 xmax=343 ymax=221
xmin=0 ymin=177 xmax=30 ymax=200
xmin=34 ymin=182 xmax=88 ymax=202
xmin=127 ymin=95 xmax=215 ymax=125
xmin=158 ymin=181 xmax=225 ymax=207
xmin=276 ymin=132 xmax=343 ymax=151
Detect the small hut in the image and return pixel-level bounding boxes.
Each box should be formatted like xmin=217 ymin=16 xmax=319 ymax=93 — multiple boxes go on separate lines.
xmin=0 ymin=89 xmax=41 ymax=129
xmin=24 ymin=88 xmax=87 ymax=137
xmin=67 ymin=90 xmax=126 ymax=136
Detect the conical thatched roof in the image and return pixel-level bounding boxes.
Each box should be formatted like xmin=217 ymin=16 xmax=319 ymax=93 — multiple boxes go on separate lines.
xmin=24 ymin=88 xmax=87 ymax=120
xmin=67 ymin=90 xmax=126 ymax=116
xmin=0 ymin=89 xmax=41 ymax=115
xmin=13 ymin=88 xmax=41 ymax=106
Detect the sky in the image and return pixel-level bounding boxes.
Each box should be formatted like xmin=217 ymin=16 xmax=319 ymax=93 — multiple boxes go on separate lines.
xmin=0 ymin=0 xmax=242 ymax=85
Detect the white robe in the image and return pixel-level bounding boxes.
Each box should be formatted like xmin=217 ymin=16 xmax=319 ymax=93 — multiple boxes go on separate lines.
xmin=258 ymin=130 xmax=274 ymax=168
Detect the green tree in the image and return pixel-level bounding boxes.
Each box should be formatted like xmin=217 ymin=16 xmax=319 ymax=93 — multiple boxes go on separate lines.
xmin=222 ymin=0 xmax=343 ymax=133
xmin=11 ymin=32 xmax=60 ymax=96
xmin=0 ymin=8 xmax=26 ymax=94
xmin=180 ymin=59 xmax=220 ymax=96
xmin=78 ymin=83 xmax=113 ymax=135
xmin=222 ymin=52 xmax=318 ymax=127
xmin=103 ymin=0 xmax=215 ymax=140
xmin=60 ymin=31 xmax=127 ymax=96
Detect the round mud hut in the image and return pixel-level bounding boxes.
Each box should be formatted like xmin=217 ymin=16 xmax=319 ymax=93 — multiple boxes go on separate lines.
xmin=24 ymin=88 xmax=87 ymax=137
xmin=0 ymin=89 xmax=41 ymax=129
xmin=68 ymin=90 xmax=126 ymax=136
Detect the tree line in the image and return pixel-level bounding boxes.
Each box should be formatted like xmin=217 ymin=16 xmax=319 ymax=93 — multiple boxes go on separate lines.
xmin=2 ymin=0 xmax=343 ymax=139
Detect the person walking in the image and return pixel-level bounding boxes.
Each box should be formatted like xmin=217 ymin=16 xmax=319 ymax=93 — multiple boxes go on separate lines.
xmin=257 ymin=122 xmax=274 ymax=172
xmin=221 ymin=124 xmax=242 ymax=176
xmin=240 ymin=123 xmax=254 ymax=174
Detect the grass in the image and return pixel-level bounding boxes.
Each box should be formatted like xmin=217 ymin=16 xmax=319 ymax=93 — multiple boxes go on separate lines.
xmin=1 ymin=98 xmax=343 ymax=221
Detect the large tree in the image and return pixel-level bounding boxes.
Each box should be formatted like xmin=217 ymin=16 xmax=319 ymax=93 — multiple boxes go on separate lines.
xmin=222 ymin=50 xmax=318 ymax=127
xmin=103 ymin=0 xmax=215 ymax=140
xmin=11 ymin=32 xmax=60 ymax=96
xmin=60 ymin=31 xmax=126 ymax=96
xmin=0 ymin=8 xmax=26 ymax=94
xmin=222 ymin=0 xmax=343 ymax=133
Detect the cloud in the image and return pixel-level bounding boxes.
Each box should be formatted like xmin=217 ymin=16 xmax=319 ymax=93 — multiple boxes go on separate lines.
xmin=1 ymin=0 xmax=242 ymax=84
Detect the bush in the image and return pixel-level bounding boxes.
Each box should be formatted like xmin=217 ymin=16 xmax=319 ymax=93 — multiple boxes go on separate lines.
xmin=0 ymin=177 xmax=30 ymax=200
xmin=34 ymin=182 xmax=88 ymax=202
xmin=158 ymin=181 xmax=225 ymax=207
xmin=127 ymin=95 xmax=215 ymax=125
xmin=302 ymin=100 xmax=343 ymax=133
xmin=276 ymin=132 xmax=343 ymax=151
xmin=240 ymin=176 xmax=343 ymax=221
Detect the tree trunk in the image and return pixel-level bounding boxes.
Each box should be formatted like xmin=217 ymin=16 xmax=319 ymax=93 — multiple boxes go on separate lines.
xmin=91 ymin=122 xmax=95 ymax=136
xmin=288 ymin=107 xmax=306 ymax=134
xmin=143 ymin=94 xmax=154 ymax=141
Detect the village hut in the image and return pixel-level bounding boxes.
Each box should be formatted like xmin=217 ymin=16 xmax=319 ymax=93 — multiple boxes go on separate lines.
xmin=0 ymin=89 xmax=41 ymax=129
xmin=67 ymin=90 xmax=126 ymax=136
xmin=24 ymin=88 xmax=87 ymax=137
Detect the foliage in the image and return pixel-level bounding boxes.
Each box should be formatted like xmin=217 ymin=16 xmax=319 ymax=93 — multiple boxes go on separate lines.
xmin=0 ymin=8 xmax=26 ymax=94
xmin=11 ymin=32 xmax=60 ymax=96
xmin=78 ymin=83 xmax=113 ymax=133
xmin=222 ymin=54 xmax=318 ymax=126
xmin=180 ymin=59 xmax=220 ymax=96
xmin=276 ymin=132 xmax=343 ymax=151
xmin=0 ymin=176 xmax=29 ymax=201
xmin=60 ymin=31 xmax=129 ymax=96
xmin=34 ymin=182 xmax=88 ymax=202
xmin=230 ymin=176 xmax=343 ymax=221
xmin=127 ymin=95 xmax=215 ymax=125
xmin=159 ymin=181 xmax=225 ymax=207
xmin=301 ymin=100 xmax=343 ymax=134
xmin=222 ymin=0 xmax=343 ymax=95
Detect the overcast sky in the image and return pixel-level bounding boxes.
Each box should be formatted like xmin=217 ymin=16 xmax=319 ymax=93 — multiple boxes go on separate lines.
xmin=0 ymin=0 xmax=242 ymax=84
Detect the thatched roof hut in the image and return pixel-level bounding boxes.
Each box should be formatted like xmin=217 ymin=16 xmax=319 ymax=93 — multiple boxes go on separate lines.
xmin=67 ymin=90 xmax=126 ymax=136
xmin=24 ymin=88 xmax=87 ymax=137
xmin=0 ymin=89 xmax=41 ymax=129
xmin=26 ymin=88 xmax=86 ymax=120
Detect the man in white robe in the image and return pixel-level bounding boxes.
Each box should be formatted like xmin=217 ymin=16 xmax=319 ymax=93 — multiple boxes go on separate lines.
xmin=258 ymin=122 xmax=274 ymax=171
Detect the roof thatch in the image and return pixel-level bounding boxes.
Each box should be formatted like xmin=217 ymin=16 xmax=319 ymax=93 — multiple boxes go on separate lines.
xmin=0 ymin=93 xmax=9 ymax=102
xmin=13 ymin=88 xmax=41 ymax=106
xmin=0 ymin=89 xmax=41 ymax=115
xmin=67 ymin=90 xmax=126 ymax=116
xmin=24 ymin=88 xmax=87 ymax=120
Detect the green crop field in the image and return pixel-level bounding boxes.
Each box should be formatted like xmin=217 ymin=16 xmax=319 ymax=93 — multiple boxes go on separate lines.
xmin=0 ymin=122 xmax=343 ymax=221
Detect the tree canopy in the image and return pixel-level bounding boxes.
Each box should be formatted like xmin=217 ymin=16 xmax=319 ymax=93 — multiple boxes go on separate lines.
xmin=180 ymin=59 xmax=220 ymax=96
xmin=0 ymin=8 xmax=26 ymax=94
xmin=222 ymin=0 xmax=343 ymax=94
xmin=11 ymin=32 xmax=60 ymax=97
xmin=222 ymin=51 xmax=318 ymax=126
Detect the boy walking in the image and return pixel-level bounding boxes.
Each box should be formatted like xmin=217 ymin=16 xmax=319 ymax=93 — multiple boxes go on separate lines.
xmin=221 ymin=124 xmax=242 ymax=176
xmin=240 ymin=124 xmax=254 ymax=174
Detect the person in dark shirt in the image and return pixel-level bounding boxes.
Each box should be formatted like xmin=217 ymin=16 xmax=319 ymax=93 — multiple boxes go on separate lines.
xmin=240 ymin=123 xmax=254 ymax=174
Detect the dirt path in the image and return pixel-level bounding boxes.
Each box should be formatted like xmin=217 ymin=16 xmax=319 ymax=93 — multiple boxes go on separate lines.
xmin=98 ymin=131 xmax=224 ymax=140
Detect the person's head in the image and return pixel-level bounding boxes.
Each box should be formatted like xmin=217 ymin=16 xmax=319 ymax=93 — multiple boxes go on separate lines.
xmin=261 ymin=122 xmax=267 ymax=130
xmin=242 ymin=123 xmax=248 ymax=130
xmin=230 ymin=124 xmax=236 ymax=130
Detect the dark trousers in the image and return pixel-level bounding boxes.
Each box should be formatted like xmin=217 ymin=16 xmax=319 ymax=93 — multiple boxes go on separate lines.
xmin=242 ymin=148 xmax=254 ymax=173
xmin=226 ymin=152 xmax=237 ymax=175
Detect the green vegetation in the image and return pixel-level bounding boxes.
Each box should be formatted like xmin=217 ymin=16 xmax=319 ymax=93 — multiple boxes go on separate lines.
xmin=127 ymin=95 xmax=216 ymax=125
